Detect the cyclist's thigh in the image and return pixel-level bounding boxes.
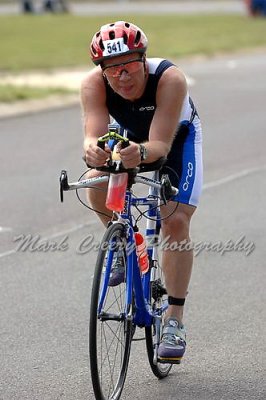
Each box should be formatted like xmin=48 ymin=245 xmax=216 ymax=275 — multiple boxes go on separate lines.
xmin=85 ymin=170 xmax=109 ymax=205
xmin=161 ymin=116 xmax=203 ymax=207
xmin=86 ymin=169 xmax=109 ymax=179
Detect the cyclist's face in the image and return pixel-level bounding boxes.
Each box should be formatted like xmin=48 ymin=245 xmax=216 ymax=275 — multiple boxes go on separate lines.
xmin=101 ymin=53 xmax=147 ymax=101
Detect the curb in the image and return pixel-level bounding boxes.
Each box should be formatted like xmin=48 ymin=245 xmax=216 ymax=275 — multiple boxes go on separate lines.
xmin=0 ymin=94 xmax=80 ymax=119
xmin=1 ymin=47 xmax=266 ymax=120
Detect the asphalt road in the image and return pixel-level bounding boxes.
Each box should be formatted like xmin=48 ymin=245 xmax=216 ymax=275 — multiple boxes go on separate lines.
xmin=1 ymin=51 xmax=266 ymax=399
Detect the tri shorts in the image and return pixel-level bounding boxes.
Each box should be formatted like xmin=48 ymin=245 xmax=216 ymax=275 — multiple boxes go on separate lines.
xmin=159 ymin=116 xmax=203 ymax=207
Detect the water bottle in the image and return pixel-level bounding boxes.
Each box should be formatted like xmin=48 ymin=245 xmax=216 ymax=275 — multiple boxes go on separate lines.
xmin=135 ymin=232 xmax=149 ymax=274
xmin=105 ymin=172 xmax=128 ymax=212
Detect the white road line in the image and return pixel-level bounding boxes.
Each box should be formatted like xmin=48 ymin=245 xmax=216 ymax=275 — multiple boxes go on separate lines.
xmin=43 ymin=223 xmax=92 ymax=240
xmin=203 ymin=165 xmax=266 ymax=190
xmin=0 ymin=249 xmax=16 ymax=259
xmin=0 ymin=222 xmax=96 ymax=260
xmin=0 ymin=165 xmax=265 ymax=260
xmin=0 ymin=227 xmax=12 ymax=233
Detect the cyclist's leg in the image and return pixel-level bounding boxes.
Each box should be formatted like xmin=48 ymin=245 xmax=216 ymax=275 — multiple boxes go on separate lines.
xmin=158 ymin=117 xmax=203 ymax=363
xmin=161 ymin=203 xmax=196 ymax=321
xmin=85 ymin=169 xmax=111 ymax=226
xmin=158 ymin=203 xmax=195 ymax=363
xmin=85 ymin=168 xmax=125 ymax=286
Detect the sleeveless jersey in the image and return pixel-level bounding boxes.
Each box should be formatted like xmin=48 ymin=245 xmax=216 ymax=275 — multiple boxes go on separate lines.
xmin=104 ymin=58 xmax=198 ymax=140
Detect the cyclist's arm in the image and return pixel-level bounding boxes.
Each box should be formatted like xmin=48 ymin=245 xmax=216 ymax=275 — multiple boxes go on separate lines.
xmin=81 ymin=68 xmax=111 ymax=166
xmin=144 ymin=66 xmax=187 ymax=163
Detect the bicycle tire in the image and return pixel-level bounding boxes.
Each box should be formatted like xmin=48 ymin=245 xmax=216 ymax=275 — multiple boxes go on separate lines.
xmin=145 ymin=235 xmax=172 ymax=379
xmin=89 ymin=222 xmax=133 ymax=400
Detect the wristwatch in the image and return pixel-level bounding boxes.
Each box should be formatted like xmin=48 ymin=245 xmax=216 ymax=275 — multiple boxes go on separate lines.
xmin=139 ymin=144 xmax=148 ymax=162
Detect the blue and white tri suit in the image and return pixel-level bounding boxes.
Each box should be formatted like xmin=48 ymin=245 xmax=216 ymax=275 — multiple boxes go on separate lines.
xmin=104 ymin=58 xmax=203 ymax=207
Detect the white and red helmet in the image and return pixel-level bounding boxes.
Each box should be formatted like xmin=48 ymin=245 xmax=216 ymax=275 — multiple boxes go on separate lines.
xmin=90 ymin=21 xmax=148 ymax=65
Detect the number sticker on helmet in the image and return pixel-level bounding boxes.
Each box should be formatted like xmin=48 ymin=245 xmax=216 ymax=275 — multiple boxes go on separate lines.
xmin=103 ymin=38 xmax=129 ymax=56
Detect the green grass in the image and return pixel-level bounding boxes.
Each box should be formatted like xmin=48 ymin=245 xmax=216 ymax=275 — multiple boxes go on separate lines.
xmin=0 ymin=84 xmax=76 ymax=102
xmin=0 ymin=14 xmax=266 ymax=72
xmin=1 ymin=14 xmax=265 ymax=102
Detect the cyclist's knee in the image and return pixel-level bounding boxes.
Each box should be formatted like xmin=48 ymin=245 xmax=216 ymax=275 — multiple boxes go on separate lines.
xmin=161 ymin=204 xmax=195 ymax=239
xmin=85 ymin=171 xmax=108 ymax=204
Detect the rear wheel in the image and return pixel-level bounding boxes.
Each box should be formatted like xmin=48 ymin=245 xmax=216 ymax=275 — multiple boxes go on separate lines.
xmin=89 ymin=223 xmax=133 ymax=400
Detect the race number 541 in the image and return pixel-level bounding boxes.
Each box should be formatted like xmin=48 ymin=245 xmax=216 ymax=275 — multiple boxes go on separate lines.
xmin=103 ymin=38 xmax=129 ymax=56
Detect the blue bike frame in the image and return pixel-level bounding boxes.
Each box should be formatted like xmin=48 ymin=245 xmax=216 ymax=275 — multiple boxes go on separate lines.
xmin=98 ymin=171 xmax=168 ymax=328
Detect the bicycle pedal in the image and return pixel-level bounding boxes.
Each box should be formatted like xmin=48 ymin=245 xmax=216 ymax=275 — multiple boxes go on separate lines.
xmin=157 ymin=357 xmax=181 ymax=365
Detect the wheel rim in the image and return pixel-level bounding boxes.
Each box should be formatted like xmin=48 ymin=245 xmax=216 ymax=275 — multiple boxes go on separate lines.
xmin=90 ymin=227 xmax=132 ymax=399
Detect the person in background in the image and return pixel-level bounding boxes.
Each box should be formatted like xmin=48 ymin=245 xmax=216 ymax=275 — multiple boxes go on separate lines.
xmin=245 ymin=0 xmax=266 ymax=16
xmin=43 ymin=0 xmax=69 ymax=13
xmin=21 ymin=0 xmax=34 ymax=13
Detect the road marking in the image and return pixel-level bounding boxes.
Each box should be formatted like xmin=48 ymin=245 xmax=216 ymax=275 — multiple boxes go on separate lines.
xmin=0 ymin=226 xmax=12 ymax=233
xmin=0 ymin=222 xmax=97 ymax=260
xmin=42 ymin=223 xmax=93 ymax=240
xmin=203 ymin=165 xmax=266 ymax=190
xmin=0 ymin=165 xmax=265 ymax=260
xmin=0 ymin=249 xmax=16 ymax=259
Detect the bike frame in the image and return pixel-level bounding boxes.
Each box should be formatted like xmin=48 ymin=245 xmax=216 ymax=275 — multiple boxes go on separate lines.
xmin=97 ymin=170 xmax=168 ymax=328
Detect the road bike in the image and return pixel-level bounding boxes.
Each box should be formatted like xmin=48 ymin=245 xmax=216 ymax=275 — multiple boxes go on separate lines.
xmin=59 ymin=130 xmax=178 ymax=400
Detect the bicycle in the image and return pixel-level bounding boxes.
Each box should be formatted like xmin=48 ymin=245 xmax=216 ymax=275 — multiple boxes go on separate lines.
xmin=59 ymin=130 xmax=179 ymax=400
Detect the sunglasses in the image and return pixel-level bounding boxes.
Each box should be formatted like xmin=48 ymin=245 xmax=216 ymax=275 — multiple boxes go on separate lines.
xmin=102 ymin=58 xmax=144 ymax=78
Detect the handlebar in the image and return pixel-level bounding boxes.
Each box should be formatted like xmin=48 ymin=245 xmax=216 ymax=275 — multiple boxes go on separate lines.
xmin=96 ymin=130 xmax=130 ymax=150
xmin=83 ymin=130 xmax=131 ymax=172
xmin=59 ymin=158 xmax=178 ymax=204
xmin=62 ymin=129 xmax=178 ymax=204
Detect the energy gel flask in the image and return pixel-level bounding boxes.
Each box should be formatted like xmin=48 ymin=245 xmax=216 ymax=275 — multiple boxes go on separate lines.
xmin=105 ymin=144 xmax=128 ymax=212
xmin=135 ymin=232 xmax=149 ymax=274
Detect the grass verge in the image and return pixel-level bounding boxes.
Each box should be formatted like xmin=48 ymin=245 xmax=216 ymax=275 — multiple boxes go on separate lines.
xmin=1 ymin=14 xmax=266 ymax=71
xmin=0 ymin=14 xmax=265 ymax=102
xmin=0 ymin=84 xmax=76 ymax=103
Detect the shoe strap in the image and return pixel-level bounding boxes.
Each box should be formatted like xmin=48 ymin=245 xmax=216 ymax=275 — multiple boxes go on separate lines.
xmin=162 ymin=321 xmax=186 ymax=342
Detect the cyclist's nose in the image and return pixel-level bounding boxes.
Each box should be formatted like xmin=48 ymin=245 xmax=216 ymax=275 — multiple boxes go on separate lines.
xmin=119 ymin=70 xmax=130 ymax=80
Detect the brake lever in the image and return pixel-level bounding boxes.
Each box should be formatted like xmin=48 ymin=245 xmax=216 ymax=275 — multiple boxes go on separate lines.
xmin=160 ymin=174 xmax=177 ymax=204
xmin=59 ymin=170 xmax=69 ymax=203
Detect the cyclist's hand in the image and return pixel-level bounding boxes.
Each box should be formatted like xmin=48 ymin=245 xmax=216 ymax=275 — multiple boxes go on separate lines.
xmin=84 ymin=142 xmax=111 ymax=167
xmin=119 ymin=142 xmax=141 ymax=169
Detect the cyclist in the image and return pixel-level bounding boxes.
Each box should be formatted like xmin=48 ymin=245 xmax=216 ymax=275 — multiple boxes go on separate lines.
xmin=81 ymin=21 xmax=203 ymax=364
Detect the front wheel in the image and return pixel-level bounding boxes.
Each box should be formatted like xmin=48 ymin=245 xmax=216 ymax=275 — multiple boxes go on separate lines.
xmin=89 ymin=223 xmax=133 ymax=400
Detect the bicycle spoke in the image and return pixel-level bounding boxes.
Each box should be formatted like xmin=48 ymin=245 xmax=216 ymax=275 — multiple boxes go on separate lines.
xmin=90 ymin=223 xmax=132 ymax=400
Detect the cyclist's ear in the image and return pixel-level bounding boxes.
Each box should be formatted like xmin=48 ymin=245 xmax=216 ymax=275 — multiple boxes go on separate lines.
xmin=143 ymin=54 xmax=148 ymax=75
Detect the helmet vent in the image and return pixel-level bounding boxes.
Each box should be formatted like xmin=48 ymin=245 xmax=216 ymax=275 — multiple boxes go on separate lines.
xmin=125 ymin=22 xmax=130 ymax=28
xmin=99 ymin=39 xmax=105 ymax=51
xmin=109 ymin=31 xmax=115 ymax=40
xmin=134 ymin=30 xmax=141 ymax=45
xmin=96 ymin=31 xmax=100 ymax=38
xmin=123 ymin=33 xmax=128 ymax=44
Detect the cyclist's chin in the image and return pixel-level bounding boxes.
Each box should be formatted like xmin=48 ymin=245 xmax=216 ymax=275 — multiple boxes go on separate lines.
xmin=118 ymin=85 xmax=136 ymax=100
